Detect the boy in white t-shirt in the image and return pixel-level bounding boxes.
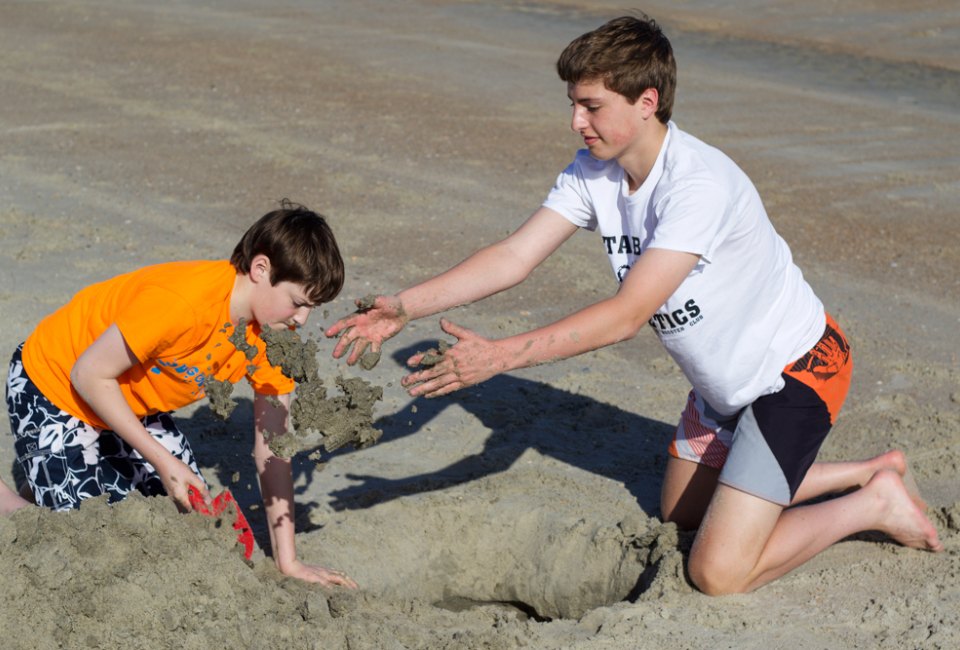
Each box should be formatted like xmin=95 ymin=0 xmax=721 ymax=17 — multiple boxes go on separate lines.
xmin=326 ymin=14 xmax=942 ymax=594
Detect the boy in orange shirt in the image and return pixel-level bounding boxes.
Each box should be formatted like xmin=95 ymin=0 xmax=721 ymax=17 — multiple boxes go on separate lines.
xmin=1 ymin=202 xmax=357 ymax=588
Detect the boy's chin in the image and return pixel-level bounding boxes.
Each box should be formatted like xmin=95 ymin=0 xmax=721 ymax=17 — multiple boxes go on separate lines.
xmin=586 ymin=146 xmax=613 ymax=161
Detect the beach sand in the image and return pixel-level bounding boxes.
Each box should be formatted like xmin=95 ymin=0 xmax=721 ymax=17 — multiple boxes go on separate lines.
xmin=0 ymin=1 xmax=958 ymax=648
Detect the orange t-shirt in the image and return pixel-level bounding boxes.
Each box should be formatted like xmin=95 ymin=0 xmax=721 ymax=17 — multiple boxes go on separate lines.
xmin=21 ymin=260 xmax=295 ymax=429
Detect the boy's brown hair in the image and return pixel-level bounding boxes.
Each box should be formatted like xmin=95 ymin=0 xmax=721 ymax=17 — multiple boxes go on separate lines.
xmin=556 ymin=14 xmax=676 ymax=123
xmin=231 ymin=200 xmax=345 ymax=305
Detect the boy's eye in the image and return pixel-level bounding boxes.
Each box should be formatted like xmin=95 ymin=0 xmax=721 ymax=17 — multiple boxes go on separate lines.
xmin=569 ymin=101 xmax=600 ymax=113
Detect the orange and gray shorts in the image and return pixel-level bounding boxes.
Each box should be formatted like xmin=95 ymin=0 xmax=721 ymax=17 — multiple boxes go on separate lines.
xmin=669 ymin=314 xmax=853 ymax=506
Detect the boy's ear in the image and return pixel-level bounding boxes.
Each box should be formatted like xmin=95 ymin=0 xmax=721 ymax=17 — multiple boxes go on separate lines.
xmin=638 ymin=87 xmax=660 ymax=119
xmin=250 ymin=254 xmax=272 ymax=284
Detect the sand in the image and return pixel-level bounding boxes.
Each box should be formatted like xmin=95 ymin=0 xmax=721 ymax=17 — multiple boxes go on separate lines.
xmin=0 ymin=1 xmax=958 ymax=648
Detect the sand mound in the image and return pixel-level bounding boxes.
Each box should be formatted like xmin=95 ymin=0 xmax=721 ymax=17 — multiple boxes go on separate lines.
xmin=0 ymin=489 xmax=690 ymax=649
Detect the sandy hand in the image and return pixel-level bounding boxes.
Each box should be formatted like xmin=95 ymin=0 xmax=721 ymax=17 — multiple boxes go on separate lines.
xmin=325 ymin=295 xmax=408 ymax=365
xmin=158 ymin=456 xmax=210 ymax=512
xmin=281 ymin=559 xmax=359 ymax=589
xmin=401 ymin=318 xmax=508 ymax=398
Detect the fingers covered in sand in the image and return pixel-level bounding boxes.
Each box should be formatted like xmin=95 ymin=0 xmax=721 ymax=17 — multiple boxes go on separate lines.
xmin=282 ymin=560 xmax=359 ymax=589
xmin=401 ymin=318 xmax=509 ymax=398
xmin=326 ymin=295 xmax=407 ymax=366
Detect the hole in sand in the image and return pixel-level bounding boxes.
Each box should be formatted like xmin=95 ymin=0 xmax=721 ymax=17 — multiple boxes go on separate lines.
xmin=312 ymin=483 xmax=688 ymax=620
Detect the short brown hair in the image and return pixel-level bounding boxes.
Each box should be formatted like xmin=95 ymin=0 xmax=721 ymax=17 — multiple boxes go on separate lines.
xmin=231 ymin=200 xmax=344 ymax=304
xmin=556 ymin=14 xmax=676 ymax=123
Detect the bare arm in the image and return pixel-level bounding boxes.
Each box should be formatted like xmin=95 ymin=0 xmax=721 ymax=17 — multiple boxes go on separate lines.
xmin=253 ymin=391 xmax=357 ymax=588
xmin=326 ymin=207 xmax=578 ymax=363
xmin=398 ymin=207 xmax=579 ymax=320
xmin=403 ymin=248 xmax=701 ymax=397
xmin=71 ymin=324 xmax=209 ymax=509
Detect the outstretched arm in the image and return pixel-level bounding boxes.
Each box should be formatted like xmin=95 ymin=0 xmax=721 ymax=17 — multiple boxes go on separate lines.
xmin=253 ymin=391 xmax=358 ymax=588
xmin=326 ymin=207 xmax=579 ymax=364
xmin=71 ymin=324 xmax=210 ymax=510
xmin=402 ymin=247 xmax=701 ymax=397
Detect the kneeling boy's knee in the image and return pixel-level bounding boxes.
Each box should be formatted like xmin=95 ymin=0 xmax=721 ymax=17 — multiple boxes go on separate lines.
xmin=687 ymin=557 xmax=749 ymax=596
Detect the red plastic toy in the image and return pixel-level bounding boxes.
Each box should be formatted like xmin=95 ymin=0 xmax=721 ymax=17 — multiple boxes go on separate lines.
xmin=188 ymin=486 xmax=256 ymax=560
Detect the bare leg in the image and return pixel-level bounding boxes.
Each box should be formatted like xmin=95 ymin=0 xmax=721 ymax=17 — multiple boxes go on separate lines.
xmin=660 ymin=456 xmax=719 ymax=530
xmin=791 ymin=449 xmax=924 ymax=508
xmin=688 ymin=470 xmax=943 ymax=595
xmin=0 ymin=477 xmax=30 ymax=516
xmin=663 ymin=450 xmax=928 ymax=532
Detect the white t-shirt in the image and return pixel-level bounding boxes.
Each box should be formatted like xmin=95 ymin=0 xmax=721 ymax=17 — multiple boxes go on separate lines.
xmin=543 ymin=121 xmax=825 ymax=415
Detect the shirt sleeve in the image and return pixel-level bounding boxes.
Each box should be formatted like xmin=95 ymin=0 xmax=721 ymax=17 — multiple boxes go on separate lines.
xmin=542 ymin=153 xmax=600 ymax=231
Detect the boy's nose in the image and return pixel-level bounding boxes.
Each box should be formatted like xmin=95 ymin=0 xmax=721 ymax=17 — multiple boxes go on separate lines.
xmin=570 ymin=108 xmax=587 ymax=132
xmin=292 ymin=306 xmax=310 ymax=327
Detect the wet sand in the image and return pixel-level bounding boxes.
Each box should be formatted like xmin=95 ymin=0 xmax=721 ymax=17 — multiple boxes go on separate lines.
xmin=0 ymin=1 xmax=958 ymax=648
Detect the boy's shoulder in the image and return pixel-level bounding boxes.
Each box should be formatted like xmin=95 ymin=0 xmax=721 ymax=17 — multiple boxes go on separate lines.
xmin=127 ymin=259 xmax=231 ymax=280
xmin=658 ymin=123 xmax=750 ymax=197
xmin=663 ymin=124 xmax=742 ymax=174
xmin=105 ymin=260 xmax=235 ymax=305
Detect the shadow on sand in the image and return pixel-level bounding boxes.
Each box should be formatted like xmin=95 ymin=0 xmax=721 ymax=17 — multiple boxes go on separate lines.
xmin=182 ymin=340 xmax=676 ymax=546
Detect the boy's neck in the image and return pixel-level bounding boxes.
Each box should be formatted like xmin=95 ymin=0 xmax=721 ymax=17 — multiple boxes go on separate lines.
xmin=621 ymin=120 xmax=668 ymax=194
xmin=229 ymin=271 xmax=253 ymax=324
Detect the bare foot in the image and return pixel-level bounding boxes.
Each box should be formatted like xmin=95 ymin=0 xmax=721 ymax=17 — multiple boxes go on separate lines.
xmin=869 ymin=469 xmax=943 ymax=552
xmin=899 ymin=465 xmax=927 ymax=512
xmin=868 ymin=450 xmax=927 ymax=511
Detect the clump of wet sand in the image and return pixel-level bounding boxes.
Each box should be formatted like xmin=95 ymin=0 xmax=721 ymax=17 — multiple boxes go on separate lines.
xmin=204 ymin=376 xmax=236 ymax=420
xmin=414 ymin=339 xmax=451 ymax=368
xmin=203 ymin=321 xmax=384 ymax=458
xmin=201 ymin=320 xmax=260 ymax=421
xmin=258 ymin=326 xmax=383 ymax=458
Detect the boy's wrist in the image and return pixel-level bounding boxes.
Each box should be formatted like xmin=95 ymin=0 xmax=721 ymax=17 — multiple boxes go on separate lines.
xmin=495 ymin=337 xmax=526 ymax=374
xmin=274 ymin=549 xmax=301 ymax=573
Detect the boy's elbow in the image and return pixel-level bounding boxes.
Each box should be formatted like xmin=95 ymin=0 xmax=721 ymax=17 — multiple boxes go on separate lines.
xmin=69 ymin=361 xmax=85 ymax=388
xmin=69 ymin=364 xmax=90 ymax=401
xmin=611 ymin=308 xmax=649 ymax=344
xmin=608 ymin=295 xmax=652 ymax=343
xmin=69 ymin=358 xmax=98 ymax=396
xmin=627 ymin=315 xmax=649 ymax=340
xmin=613 ymin=325 xmax=644 ymax=346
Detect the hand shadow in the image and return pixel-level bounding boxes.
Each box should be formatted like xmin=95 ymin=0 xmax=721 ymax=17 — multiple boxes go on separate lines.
xmin=326 ymin=341 xmax=676 ymax=517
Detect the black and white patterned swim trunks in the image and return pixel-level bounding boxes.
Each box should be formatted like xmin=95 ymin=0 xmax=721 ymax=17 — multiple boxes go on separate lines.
xmin=5 ymin=343 xmax=205 ymax=511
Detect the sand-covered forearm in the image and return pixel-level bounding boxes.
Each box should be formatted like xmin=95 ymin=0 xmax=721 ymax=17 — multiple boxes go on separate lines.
xmin=496 ymin=295 xmax=650 ymax=372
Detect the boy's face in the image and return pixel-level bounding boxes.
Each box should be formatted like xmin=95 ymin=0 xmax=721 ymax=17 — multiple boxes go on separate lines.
xmin=567 ymin=79 xmax=650 ymax=161
xmin=254 ymin=282 xmax=314 ymax=329
xmin=248 ymin=257 xmax=315 ymax=329
xmin=254 ymin=279 xmax=314 ymax=330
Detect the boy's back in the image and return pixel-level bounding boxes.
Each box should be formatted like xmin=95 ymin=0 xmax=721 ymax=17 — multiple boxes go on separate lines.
xmin=22 ymin=259 xmax=292 ymax=428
